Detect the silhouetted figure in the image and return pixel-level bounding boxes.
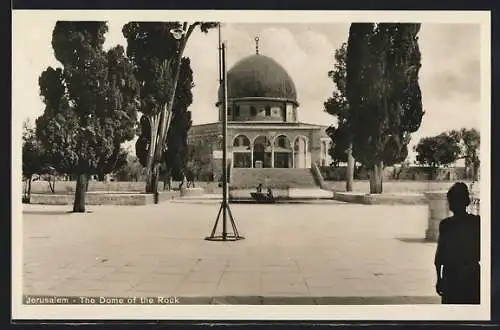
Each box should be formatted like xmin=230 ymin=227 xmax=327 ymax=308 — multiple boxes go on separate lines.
xmin=178 ymin=171 xmax=185 ymax=190
xmin=163 ymin=168 xmax=172 ymax=191
xmin=266 ymin=187 xmax=274 ymax=200
xmin=435 ymin=182 xmax=480 ymax=304
xmin=185 ymin=168 xmax=195 ymax=188
xmin=256 ymin=184 xmax=263 ymax=193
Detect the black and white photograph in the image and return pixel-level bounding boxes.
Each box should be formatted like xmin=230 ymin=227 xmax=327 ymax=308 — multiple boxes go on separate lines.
xmin=12 ymin=10 xmax=491 ymax=320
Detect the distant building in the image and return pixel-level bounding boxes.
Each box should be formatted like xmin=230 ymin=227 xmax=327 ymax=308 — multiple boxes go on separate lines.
xmin=188 ymin=40 xmax=332 ymax=180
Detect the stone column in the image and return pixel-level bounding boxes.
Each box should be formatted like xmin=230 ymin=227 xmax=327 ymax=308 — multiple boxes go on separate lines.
xmin=269 ymin=134 xmax=275 ymax=168
xmin=271 ymin=145 xmax=275 ymax=168
xmin=250 ymin=146 xmax=254 ymax=168
xmin=423 ymin=191 xmax=451 ymax=242
xmin=305 ymin=138 xmax=311 ymax=168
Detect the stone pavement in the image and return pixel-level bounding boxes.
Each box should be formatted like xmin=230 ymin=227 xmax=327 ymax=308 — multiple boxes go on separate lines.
xmin=21 ymin=201 xmax=440 ymax=304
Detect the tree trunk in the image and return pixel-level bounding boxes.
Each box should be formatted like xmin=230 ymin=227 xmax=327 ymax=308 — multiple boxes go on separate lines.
xmin=145 ymin=114 xmax=160 ymax=193
xmin=162 ymin=169 xmax=171 ymax=191
xmin=22 ymin=179 xmax=27 ymax=199
xmin=47 ymin=177 xmax=52 ymax=193
xmin=369 ymin=161 xmax=383 ymax=194
xmin=48 ymin=175 xmax=56 ymax=193
xmin=73 ymin=173 xmax=88 ymax=213
xmin=472 ymin=164 xmax=479 ymax=182
xmin=98 ymin=172 xmax=105 ymax=181
xmin=346 ymin=143 xmax=354 ymax=192
xmin=146 ymin=40 xmax=186 ymax=193
xmin=85 ymin=174 xmax=90 ymax=192
xmin=148 ymin=164 xmax=160 ymax=197
xmin=27 ymin=176 xmax=32 ymax=201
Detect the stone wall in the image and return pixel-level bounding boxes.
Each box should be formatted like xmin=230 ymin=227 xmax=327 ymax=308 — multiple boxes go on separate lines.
xmin=320 ymin=165 xmax=470 ymax=182
xmin=29 ymin=191 xmax=178 ymax=206
xmin=26 ymin=180 xmax=184 ymax=194
xmin=325 ymin=180 xmax=477 ymax=194
xmin=26 ymin=180 xmax=223 ymax=195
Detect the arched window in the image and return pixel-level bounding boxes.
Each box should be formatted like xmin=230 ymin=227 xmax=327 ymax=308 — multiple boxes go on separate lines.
xmin=241 ymin=136 xmax=250 ymax=147
xmin=294 ymin=136 xmax=308 ymax=168
xmin=273 ymin=135 xmax=292 ymax=168
xmin=233 ymin=135 xmax=252 ymax=168
xmin=253 ymin=135 xmax=272 ymax=168
xmin=233 ymin=135 xmax=251 ymax=149
xmin=250 ymin=106 xmax=257 ymax=116
xmin=278 ymin=136 xmax=286 ymax=148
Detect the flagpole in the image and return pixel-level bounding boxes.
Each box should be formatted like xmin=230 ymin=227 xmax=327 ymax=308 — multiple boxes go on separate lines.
xmin=206 ymin=23 xmax=244 ymax=242
xmin=221 ymin=42 xmax=228 ymax=238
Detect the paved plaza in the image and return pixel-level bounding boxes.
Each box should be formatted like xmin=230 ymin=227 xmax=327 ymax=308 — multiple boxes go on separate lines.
xmin=21 ymin=199 xmax=440 ymax=304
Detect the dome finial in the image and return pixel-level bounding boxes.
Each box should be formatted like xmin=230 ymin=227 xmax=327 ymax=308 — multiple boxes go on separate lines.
xmin=255 ymin=36 xmax=260 ymax=55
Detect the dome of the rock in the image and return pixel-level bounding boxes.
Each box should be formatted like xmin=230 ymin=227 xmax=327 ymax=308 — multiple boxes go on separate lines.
xmin=218 ymin=54 xmax=298 ymax=104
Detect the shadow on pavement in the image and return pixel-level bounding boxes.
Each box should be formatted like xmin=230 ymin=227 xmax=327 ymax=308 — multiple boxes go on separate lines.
xmin=23 ymin=210 xmax=93 ymax=216
xmin=396 ymin=237 xmax=432 ymax=244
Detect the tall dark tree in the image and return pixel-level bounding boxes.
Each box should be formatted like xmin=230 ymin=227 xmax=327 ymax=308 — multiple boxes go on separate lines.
xmin=324 ymin=42 xmax=355 ymax=191
xmin=449 ymin=128 xmax=480 ymax=181
xmin=95 ymin=45 xmax=140 ymax=181
xmin=461 ymin=128 xmax=480 ymax=181
xmin=22 ymin=119 xmax=46 ymax=200
xmin=123 ymin=21 xmax=218 ymax=194
xmin=36 ymin=22 xmax=139 ymax=212
xmin=324 ymin=125 xmax=349 ymax=165
xmin=415 ymin=132 xmax=462 ymax=179
xmin=163 ymin=57 xmax=194 ymax=180
xmin=115 ymin=153 xmax=146 ymax=182
xmin=187 ymin=138 xmax=213 ymax=181
xmin=346 ymin=23 xmax=424 ymax=193
xmin=97 ymin=148 xmax=129 ymax=180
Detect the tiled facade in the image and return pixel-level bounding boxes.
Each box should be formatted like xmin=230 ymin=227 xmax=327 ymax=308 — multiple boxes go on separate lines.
xmin=187 ymin=49 xmax=332 ymax=180
xmin=188 ymin=122 xmax=332 ymax=179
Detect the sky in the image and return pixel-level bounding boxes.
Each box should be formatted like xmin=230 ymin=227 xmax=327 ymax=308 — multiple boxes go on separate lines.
xmin=12 ymin=16 xmax=483 ymax=163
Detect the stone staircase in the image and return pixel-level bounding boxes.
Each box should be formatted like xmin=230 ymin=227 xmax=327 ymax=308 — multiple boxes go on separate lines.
xmin=230 ymin=168 xmax=320 ymax=190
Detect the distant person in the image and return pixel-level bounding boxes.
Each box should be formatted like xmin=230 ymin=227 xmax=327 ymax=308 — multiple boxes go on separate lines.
xmin=434 ymin=182 xmax=480 ymax=304
xmin=256 ymin=184 xmax=263 ymax=193
xmin=178 ymin=171 xmax=185 ymax=190
xmin=185 ymin=169 xmax=195 ymax=188
xmin=266 ymin=187 xmax=274 ymax=200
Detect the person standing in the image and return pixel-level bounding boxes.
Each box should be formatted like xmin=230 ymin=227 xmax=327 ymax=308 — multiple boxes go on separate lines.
xmin=434 ymin=182 xmax=480 ymax=304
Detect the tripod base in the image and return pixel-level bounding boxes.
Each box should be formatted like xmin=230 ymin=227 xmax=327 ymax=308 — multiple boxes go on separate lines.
xmin=205 ymin=201 xmax=245 ymax=241
xmin=205 ymin=235 xmax=245 ymax=241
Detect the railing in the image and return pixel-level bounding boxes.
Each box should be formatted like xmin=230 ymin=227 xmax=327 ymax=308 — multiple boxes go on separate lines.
xmin=310 ymin=162 xmax=326 ymax=189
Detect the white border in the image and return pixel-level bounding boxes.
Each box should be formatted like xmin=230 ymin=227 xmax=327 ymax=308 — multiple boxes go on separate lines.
xmin=12 ymin=10 xmax=491 ymax=321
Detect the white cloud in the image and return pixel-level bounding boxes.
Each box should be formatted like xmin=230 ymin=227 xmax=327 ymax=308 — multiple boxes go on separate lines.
xmin=404 ymin=23 xmax=481 ymax=162
xmin=13 ymin=17 xmax=59 ymax=123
